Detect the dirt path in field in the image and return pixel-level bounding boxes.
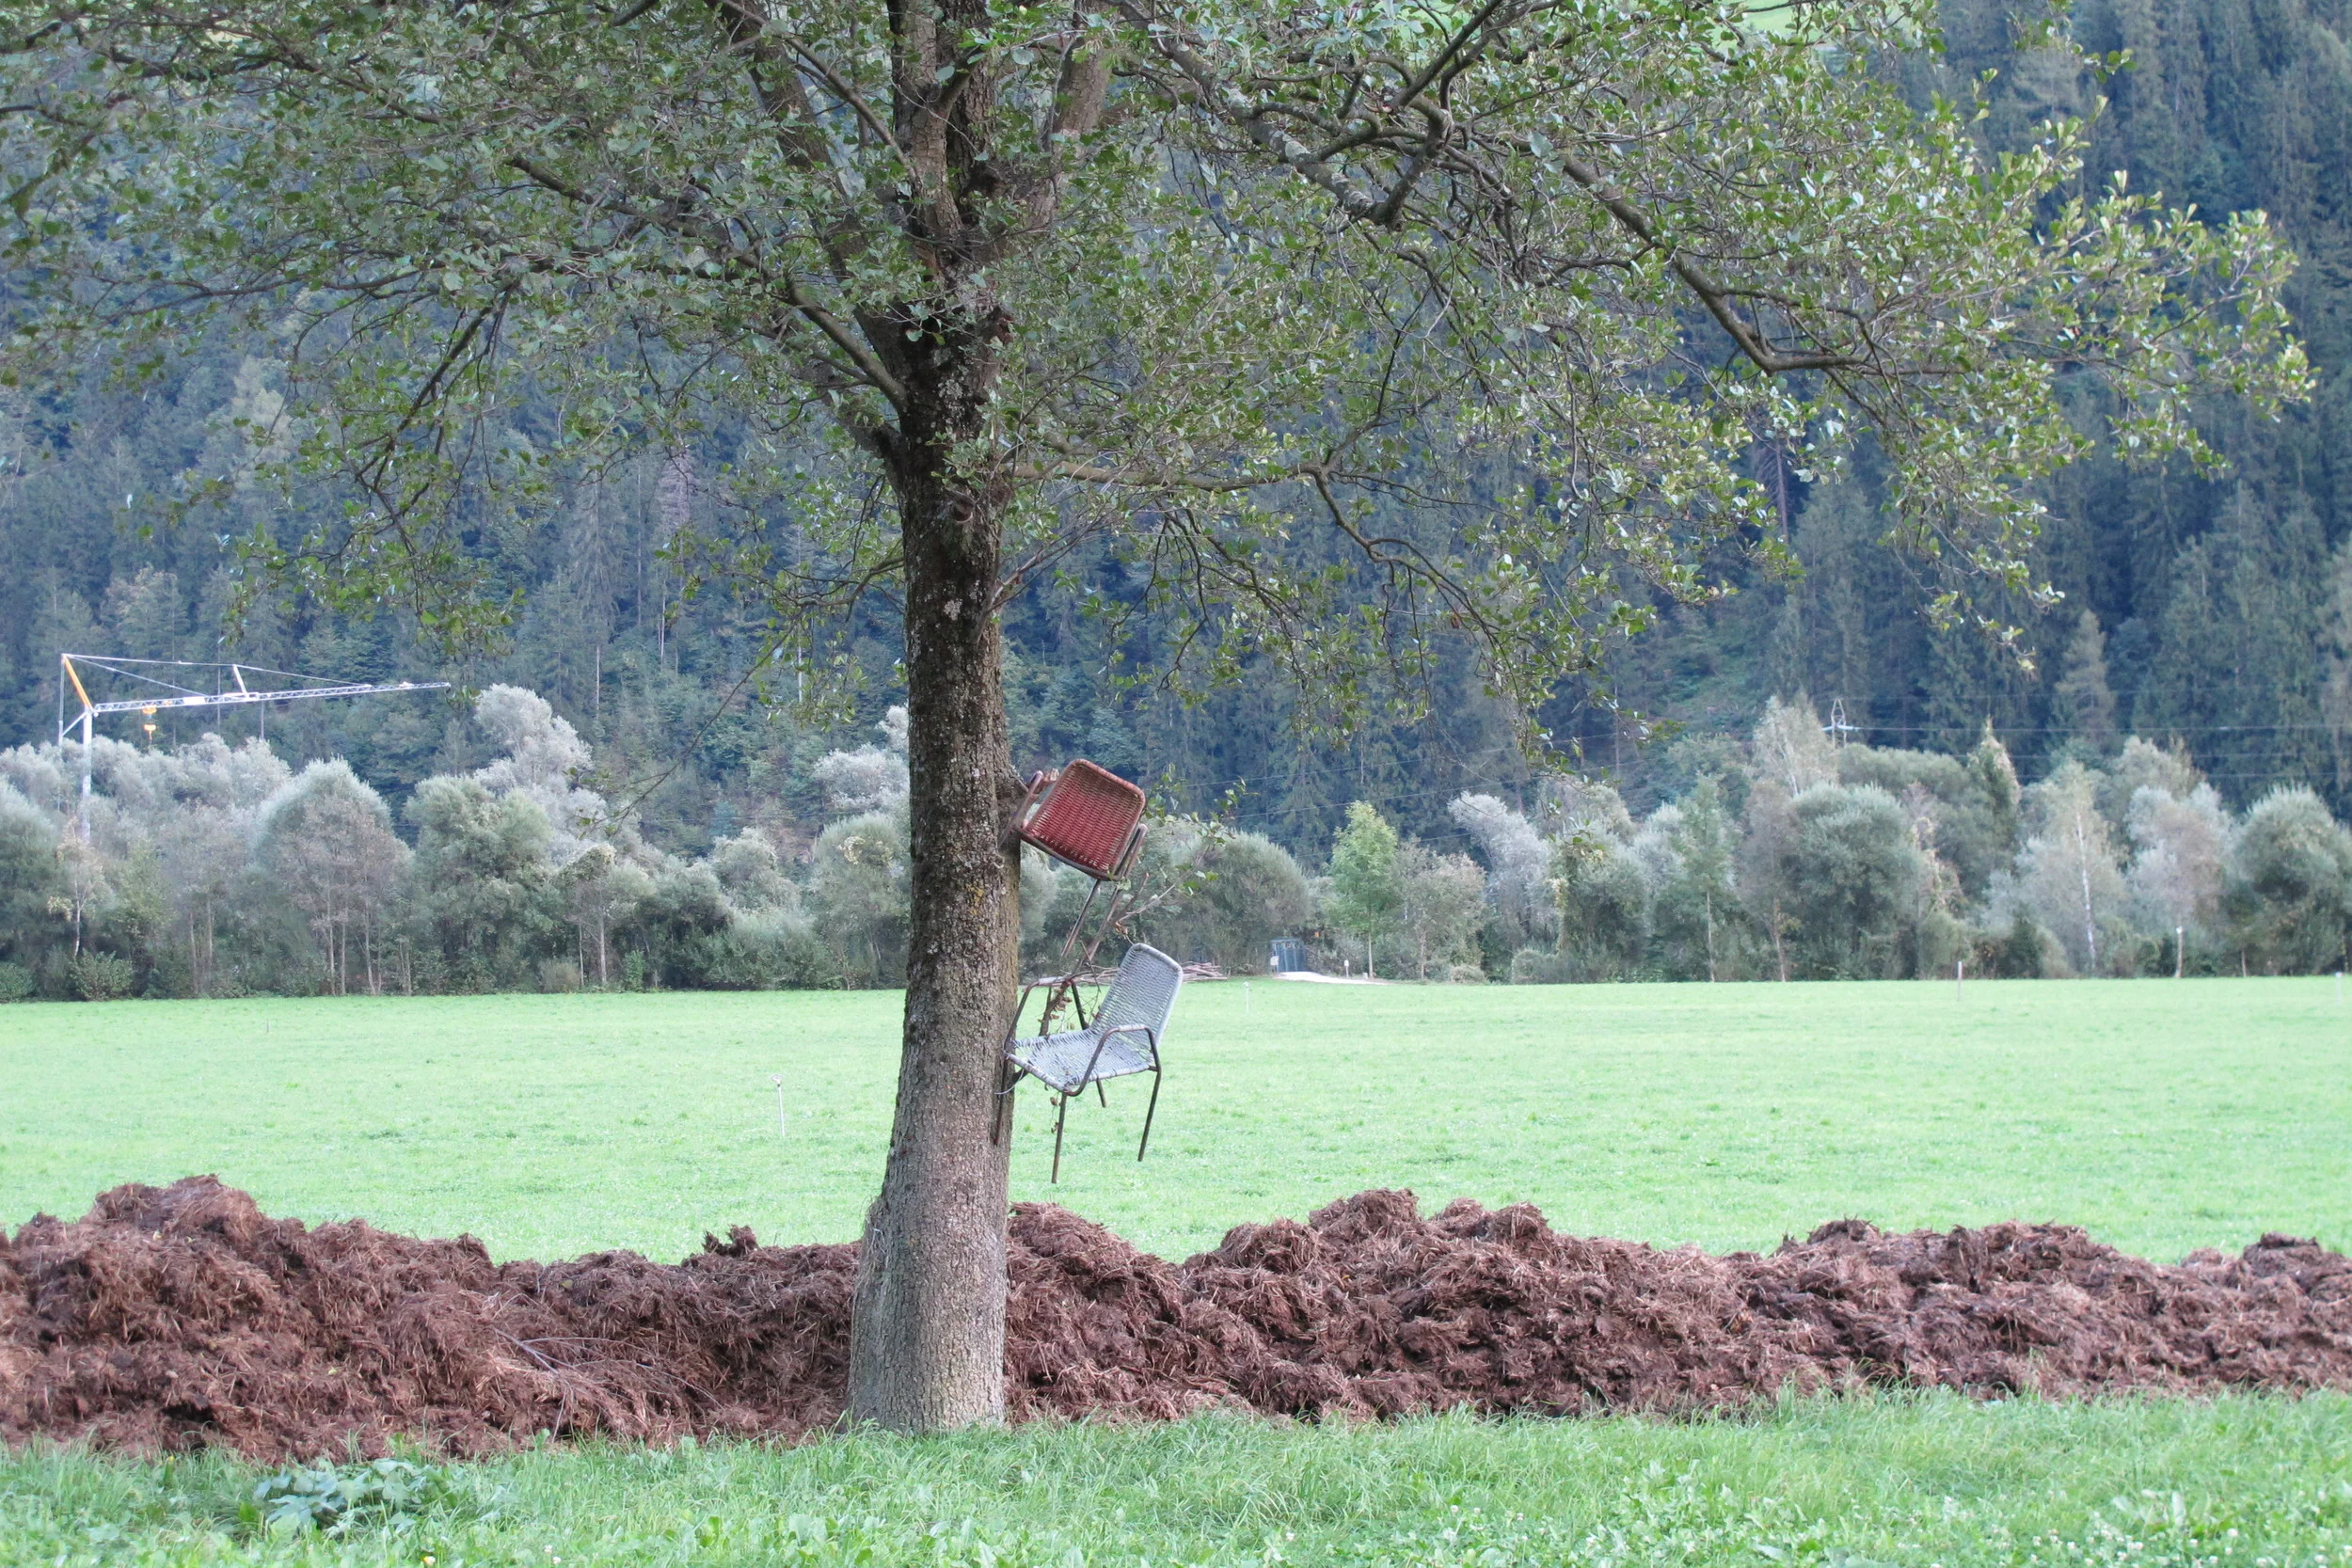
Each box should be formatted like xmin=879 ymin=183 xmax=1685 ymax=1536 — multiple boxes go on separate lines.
xmin=5 ymin=1177 xmax=2349 ymax=1458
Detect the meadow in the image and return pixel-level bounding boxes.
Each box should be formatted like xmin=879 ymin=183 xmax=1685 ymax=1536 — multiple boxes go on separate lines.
xmin=4 ymin=976 xmax=2351 ymax=1564
xmin=2 ymin=976 xmax=2346 ymax=1262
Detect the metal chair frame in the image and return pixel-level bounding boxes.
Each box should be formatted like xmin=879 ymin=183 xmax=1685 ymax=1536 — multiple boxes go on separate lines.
xmin=997 ymin=942 xmax=1180 ymax=1182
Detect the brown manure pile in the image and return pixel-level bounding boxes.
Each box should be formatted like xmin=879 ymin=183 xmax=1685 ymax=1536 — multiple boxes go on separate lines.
xmin=5 ymin=1177 xmax=2348 ymax=1458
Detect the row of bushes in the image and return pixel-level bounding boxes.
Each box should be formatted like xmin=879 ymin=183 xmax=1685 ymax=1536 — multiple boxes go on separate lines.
xmin=1422 ymin=699 xmax=2352 ymax=982
xmin=0 ymin=688 xmax=1323 ymax=999
xmin=6 ymin=686 xmax=2347 ymax=1000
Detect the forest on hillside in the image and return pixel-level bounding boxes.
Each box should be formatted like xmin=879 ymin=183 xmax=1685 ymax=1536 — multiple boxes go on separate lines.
xmin=0 ymin=0 xmax=2344 ymax=865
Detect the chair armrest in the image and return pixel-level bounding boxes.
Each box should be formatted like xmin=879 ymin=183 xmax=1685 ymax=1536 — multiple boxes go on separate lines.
xmin=1112 ymin=821 xmax=1148 ymax=879
xmin=1009 ymin=976 xmax=1058 ymax=1041
xmin=1094 ymin=1022 xmax=1160 ymax=1060
xmin=1009 ymin=974 xmax=1096 ymax=1041
xmin=1016 ymin=769 xmax=1054 ymax=830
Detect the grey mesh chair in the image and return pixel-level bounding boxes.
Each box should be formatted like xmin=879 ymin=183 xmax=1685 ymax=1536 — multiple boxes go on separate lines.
xmin=1000 ymin=942 xmax=1182 ymax=1182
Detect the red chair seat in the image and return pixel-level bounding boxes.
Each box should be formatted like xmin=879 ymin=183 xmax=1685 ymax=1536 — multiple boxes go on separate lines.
xmin=1018 ymin=760 xmax=1146 ymax=880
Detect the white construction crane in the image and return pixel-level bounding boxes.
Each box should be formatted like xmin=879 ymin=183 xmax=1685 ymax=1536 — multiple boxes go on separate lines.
xmin=56 ymin=653 xmax=449 ymax=827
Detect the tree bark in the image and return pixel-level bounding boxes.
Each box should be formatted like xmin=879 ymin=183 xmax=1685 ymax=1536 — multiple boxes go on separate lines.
xmin=847 ymin=306 xmax=1024 ymax=1432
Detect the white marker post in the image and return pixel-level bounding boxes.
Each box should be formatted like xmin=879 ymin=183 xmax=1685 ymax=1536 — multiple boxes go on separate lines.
xmin=1955 ymin=958 xmax=1963 ymax=999
xmin=772 ymin=1074 xmax=787 ymax=1138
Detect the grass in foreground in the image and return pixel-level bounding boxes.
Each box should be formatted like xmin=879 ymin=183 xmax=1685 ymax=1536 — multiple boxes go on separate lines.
xmin=1 ymin=977 xmax=2346 ymax=1263
xmin=5 ymin=1394 xmax=2351 ymax=1566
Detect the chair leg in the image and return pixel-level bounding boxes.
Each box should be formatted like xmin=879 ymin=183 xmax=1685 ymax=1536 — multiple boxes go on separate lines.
xmin=1051 ymin=1093 xmax=1069 ymax=1184
xmin=1136 ymin=1064 xmax=1162 ymax=1162
xmin=990 ymin=1059 xmax=1018 ymax=1145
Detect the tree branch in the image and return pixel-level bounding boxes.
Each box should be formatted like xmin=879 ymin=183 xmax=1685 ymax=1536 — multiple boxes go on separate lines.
xmin=1549 ymin=147 xmax=1863 ymax=374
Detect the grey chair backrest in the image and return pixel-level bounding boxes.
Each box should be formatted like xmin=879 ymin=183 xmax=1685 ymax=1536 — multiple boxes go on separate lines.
xmin=1092 ymin=942 xmax=1183 ymax=1041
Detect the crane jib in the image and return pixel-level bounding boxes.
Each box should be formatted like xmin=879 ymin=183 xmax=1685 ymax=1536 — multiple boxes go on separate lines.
xmin=75 ymin=681 xmax=448 ymax=715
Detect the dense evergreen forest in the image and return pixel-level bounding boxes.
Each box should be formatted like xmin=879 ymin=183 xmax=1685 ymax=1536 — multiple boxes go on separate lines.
xmin=1603 ymin=0 xmax=2352 ymax=811
xmin=0 ymin=0 xmax=2344 ymax=863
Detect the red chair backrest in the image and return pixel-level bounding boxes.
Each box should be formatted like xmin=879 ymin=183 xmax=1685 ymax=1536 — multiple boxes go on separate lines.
xmin=1020 ymin=761 xmax=1146 ymax=880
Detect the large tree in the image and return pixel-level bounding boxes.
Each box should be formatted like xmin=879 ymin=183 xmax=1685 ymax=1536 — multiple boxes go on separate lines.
xmin=0 ymin=0 xmax=2305 ymax=1428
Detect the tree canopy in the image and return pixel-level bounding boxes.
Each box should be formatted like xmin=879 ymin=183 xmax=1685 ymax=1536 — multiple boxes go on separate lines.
xmin=0 ymin=0 xmax=2306 ymax=708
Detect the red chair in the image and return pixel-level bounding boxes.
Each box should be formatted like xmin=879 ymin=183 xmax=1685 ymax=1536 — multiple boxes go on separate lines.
xmin=1015 ymin=760 xmax=1147 ymax=881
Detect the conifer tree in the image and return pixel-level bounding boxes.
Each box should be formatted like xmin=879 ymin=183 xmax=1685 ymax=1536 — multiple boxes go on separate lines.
xmin=2053 ymin=610 xmax=2121 ymax=756
xmin=2319 ymin=538 xmax=2352 ymax=802
xmin=1968 ymin=720 xmax=2024 ymax=861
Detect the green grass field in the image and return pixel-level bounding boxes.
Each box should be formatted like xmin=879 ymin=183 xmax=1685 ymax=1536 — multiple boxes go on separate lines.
xmin=2 ymin=977 xmax=2346 ymax=1261
xmin=5 ymin=977 xmax=2352 ymax=1565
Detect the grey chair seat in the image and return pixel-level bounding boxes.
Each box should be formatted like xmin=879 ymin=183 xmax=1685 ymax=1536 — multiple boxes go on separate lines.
xmin=1007 ymin=1026 xmax=1157 ymax=1096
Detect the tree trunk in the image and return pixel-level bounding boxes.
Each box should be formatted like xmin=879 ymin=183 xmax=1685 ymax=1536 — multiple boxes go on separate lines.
xmin=2074 ymin=814 xmax=2098 ymax=975
xmin=848 ymin=310 xmax=1024 ymax=1433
